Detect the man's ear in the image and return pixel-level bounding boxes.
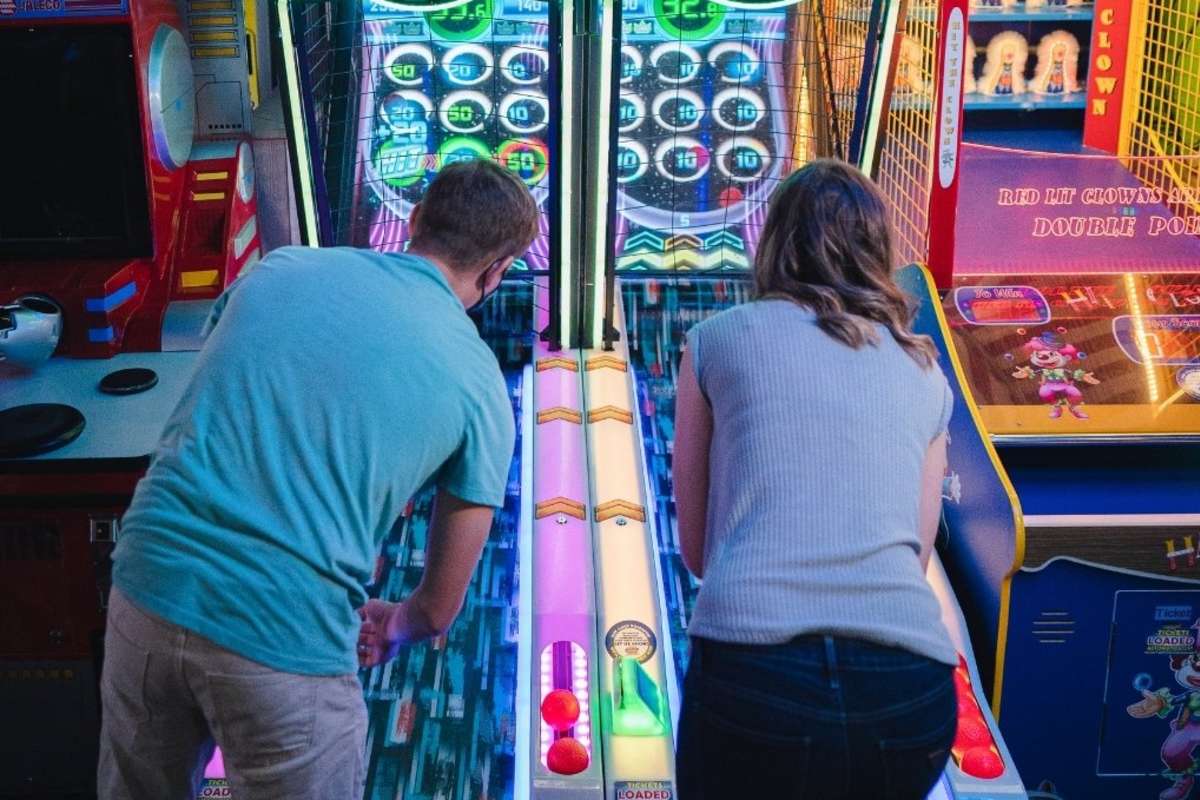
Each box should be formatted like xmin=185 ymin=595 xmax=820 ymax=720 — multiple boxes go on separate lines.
xmin=492 ymin=255 xmax=516 ymax=278
xmin=408 ymin=202 xmax=423 ymax=238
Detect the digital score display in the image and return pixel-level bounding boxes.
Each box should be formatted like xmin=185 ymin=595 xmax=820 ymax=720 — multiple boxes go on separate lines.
xmin=613 ymin=0 xmax=799 ymax=271
xmin=428 ymin=0 xmax=494 ymax=40
xmin=653 ymin=0 xmax=726 ymax=40
xmin=954 ymin=286 xmax=1051 ymax=325
xmin=357 ymin=0 xmax=552 ymax=262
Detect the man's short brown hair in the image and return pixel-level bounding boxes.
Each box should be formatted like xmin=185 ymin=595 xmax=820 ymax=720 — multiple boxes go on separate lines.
xmin=409 ymin=159 xmax=540 ymax=272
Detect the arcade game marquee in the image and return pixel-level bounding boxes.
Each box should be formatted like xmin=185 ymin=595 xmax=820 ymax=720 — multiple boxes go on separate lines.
xmin=275 ymin=0 xmax=1029 ymax=797
xmin=0 ymin=0 xmax=277 ymax=793
xmin=872 ymin=0 xmax=1200 ymax=796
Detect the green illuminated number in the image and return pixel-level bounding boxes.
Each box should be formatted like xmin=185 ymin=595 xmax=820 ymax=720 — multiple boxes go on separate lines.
xmin=654 ymin=0 xmax=723 ymax=39
xmin=448 ymin=104 xmax=476 ymax=123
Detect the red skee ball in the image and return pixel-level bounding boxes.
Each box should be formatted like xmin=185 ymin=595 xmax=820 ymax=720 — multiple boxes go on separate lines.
xmin=547 ymin=737 xmax=589 ymax=775
xmin=960 ymin=746 xmax=1005 ymax=779
xmin=954 ymin=712 xmax=992 ymax=750
xmin=541 ymin=689 xmax=581 ymax=731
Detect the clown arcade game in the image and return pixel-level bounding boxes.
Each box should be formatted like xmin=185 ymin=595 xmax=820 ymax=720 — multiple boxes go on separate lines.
xmin=0 ymin=0 xmax=277 ymax=793
xmin=278 ymin=0 xmax=1035 ymax=795
xmin=876 ymin=0 xmax=1200 ymax=794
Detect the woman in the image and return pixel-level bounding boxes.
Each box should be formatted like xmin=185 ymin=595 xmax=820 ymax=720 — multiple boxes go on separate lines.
xmin=673 ymin=159 xmax=957 ymax=799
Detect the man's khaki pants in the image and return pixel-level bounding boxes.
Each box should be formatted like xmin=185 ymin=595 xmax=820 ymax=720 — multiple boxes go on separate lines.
xmin=98 ymin=588 xmax=367 ymax=800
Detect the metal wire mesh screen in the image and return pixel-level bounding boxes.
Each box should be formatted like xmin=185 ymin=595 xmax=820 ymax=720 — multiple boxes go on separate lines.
xmin=1124 ymin=0 xmax=1200 ymax=223
xmin=296 ymin=2 xmax=339 ymax=158
xmin=874 ymin=3 xmax=939 ymax=267
xmin=286 ymin=0 xmax=554 ymax=269
xmin=612 ymin=0 xmax=880 ymax=272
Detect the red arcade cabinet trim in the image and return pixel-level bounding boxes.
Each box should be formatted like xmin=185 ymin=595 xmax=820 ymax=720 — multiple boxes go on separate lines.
xmin=1082 ymin=0 xmax=1134 ymax=153
xmin=926 ymin=0 xmax=970 ymax=289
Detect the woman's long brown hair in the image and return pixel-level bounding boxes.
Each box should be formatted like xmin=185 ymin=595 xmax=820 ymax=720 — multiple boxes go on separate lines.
xmin=753 ymin=159 xmax=938 ymax=367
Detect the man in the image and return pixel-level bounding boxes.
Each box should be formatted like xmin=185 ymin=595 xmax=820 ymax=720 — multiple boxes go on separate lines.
xmin=99 ymin=160 xmax=538 ymax=799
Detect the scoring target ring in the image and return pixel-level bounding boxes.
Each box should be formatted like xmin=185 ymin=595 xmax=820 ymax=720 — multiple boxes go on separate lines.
xmin=649 ymin=42 xmax=702 ymax=84
xmin=712 ymin=88 xmax=765 ymax=131
xmin=383 ymin=43 xmax=435 ymax=86
xmin=654 ymin=137 xmax=710 ymax=183
xmin=499 ymin=91 xmax=550 ymax=135
xmin=496 ymin=138 xmax=550 ymax=186
xmin=442 ymin=43 xmax=495 ymax=86
xmin=618 ymin=92 xmax=646 ymax=133
xmin=651 ymin=88 xmax=705 ymax=132
xmin=708 ymin=42 xmax=762 ymax=84
xmin=379 ymin=90 xmax=434 ymax=132
xmin=715 ymin=136 xmax=770 ymax=182
xmin=500 ymin=45 xmax=549 ymax=85
xmin=439 ymin=90 xmax=492 ymax=133
xmin=615 ymin=139 xmax=650 ymax=184
xmin=620 ymin=46 xmax=644 ymax=84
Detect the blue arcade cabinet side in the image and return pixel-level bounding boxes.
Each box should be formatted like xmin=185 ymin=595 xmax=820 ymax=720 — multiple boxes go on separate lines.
xmin=906 ymin=263 xmax=1200 ymax=800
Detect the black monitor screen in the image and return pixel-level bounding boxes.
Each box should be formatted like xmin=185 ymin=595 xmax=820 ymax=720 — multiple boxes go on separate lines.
xmin=0 ymin=25 xmax=153 ymax=260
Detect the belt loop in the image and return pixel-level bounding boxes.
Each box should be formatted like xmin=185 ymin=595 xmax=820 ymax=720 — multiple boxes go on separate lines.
xmin=824 ymin=635 xmax=840 ymax=691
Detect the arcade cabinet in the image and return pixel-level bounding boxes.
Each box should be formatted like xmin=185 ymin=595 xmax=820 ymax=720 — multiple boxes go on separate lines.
xmin=872 ymin=0 xmax=1200 ymax=795
xmin=0 ymin=1 xmax=266 ymax=793
xmin=279 ymin=0 xmax=1028 ymax=797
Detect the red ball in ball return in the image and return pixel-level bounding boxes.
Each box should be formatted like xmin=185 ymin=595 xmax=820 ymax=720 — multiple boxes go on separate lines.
xmin=954 ymin=711 xmax=992 ymax=750
xmin=541 ymin=689 xmax=581 ymax=731
xmin=960 ymin=746 xmax=1004 ymax=779
xmin=547 ymin=737 xmax=589 ymax=775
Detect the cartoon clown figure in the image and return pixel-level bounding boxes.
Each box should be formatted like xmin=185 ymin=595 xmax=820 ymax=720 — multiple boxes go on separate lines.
xmin=1128 ymin=634 xmax=1200 ymax=800
xmin=1011 ymin=331 xmax=1100 ymax=419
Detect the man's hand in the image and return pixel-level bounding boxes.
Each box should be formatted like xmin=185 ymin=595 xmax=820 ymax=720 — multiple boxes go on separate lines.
xmin=357 ymin=599 xmax=401 ymax=669
xmin=356 ymin=490 xmax=494 ymax=669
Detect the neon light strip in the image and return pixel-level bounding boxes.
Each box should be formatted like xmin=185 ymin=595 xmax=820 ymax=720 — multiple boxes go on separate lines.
xmin=537 ymin=642 xmax=594 ymax=762
xmin=589 ymin=0 xmax=616 ymax=348
xmin=275 ymin=0 xmax=321 ymax=246
xmin=861 ymin=0 xmax=903 ymax=176
xmin=1124 ymin=272 xmax=1162 ymax=403
xmin=558 ymin=0 xmax=576 ymax=347
xmin=85 ymin=282 xmax=137 ymax=313
xmin=514 ymin=362 xmax=534 ymax=800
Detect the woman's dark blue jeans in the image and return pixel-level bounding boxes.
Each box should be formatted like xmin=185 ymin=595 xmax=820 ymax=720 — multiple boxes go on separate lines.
xmin=676 ymin=635 xmax=956 ymax=800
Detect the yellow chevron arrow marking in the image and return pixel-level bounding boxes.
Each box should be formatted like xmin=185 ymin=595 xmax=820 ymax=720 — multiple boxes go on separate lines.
xmin=585 ymin=355 xmax=627 ymax=372
xmin=594 ymin=500 xmax=646 ymax=523
xmin=587 ymin=406 xmax=633 ymax=424
xmin=537 ymin=407 xmax=583 ymax=425
xmin=536 ymin=498 xmax=587 ymax=520
xmin=536 ymin=356 xmax=578 ymax=372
